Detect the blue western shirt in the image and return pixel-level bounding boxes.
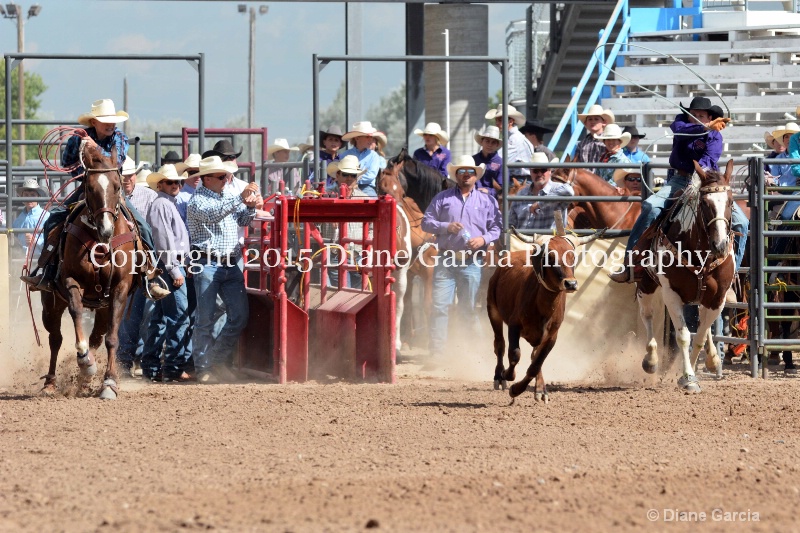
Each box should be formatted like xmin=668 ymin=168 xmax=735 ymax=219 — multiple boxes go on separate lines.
xmin=473 ymin=151 xmax=503 ymax=197
xmin=13 ymin=204 xmax=49 ymax=255
xmin=340 ymin=147 xmax=385 ymax=189
xmin=623 ymin=146 xmax=651 ymax=165
xmin=186 ymin=184 xmax=256 ymax=257
xmin=62 ymin=127 xmax=129 ymax=177
xmin=413 ymin=146 xmax=451 ymax=179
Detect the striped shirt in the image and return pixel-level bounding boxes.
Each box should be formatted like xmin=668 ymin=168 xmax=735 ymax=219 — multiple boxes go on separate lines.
xmin=508 ymin=180 xmax=574 ymax=231
xmin=126 ymin=184 xmax=158 ymax=220
xmin=147 ymin=192 xmax=191 ymax=280
xmin=186 ymin=184 xmax=256 ymax=257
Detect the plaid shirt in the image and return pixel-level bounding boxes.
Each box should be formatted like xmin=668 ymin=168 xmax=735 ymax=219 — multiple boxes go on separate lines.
xmin=508 ymin=180 xmax=574 ymax=231
xmin=186 ymin=184 xmax=256 ymax=257
xmin=62 ymin=127 xmax=129 ymax=178
xmin=574 ymin=135 xmax=606 ymax=174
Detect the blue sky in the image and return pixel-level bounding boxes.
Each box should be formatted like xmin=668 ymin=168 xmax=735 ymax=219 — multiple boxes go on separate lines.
xmin=1 ymin=1 xmax=527 ymax=145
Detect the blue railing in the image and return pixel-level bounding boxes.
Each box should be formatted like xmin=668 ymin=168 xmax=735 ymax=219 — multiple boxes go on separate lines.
xmin=547 ymin=0 xmax=630 ymax=159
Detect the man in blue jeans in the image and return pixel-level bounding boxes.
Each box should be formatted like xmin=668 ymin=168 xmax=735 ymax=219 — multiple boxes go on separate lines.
xmin=609 ymin=97 xmax=748 ymax=282
xmin=186 ymin=156 xmax=262 ymax=384
xmin=421 ymin=155 xmax=502 ymax=366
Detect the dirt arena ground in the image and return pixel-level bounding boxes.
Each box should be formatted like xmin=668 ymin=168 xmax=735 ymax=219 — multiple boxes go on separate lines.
xmin=2 ymin=319 xmax=800 ymax=533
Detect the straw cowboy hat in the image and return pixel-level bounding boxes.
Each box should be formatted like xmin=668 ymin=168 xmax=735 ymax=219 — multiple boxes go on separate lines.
xmin=320 ymin=125 xmax=344 ymax=140
xmin=577 ymin=104 xmax=615 ymax=125
xmin=414 ymin=122 xmax=450 ymax=145
xmin=17 ymin=177 xmax=47 ymax=197
xmin=202 ymin=139 xmax=242 ymax=159
xmin=764 ymin=131 xmax=776 ymax=146
xmin=77 ymin=99 xmax=129 ymax=126
xmin=146 ymin=164 xmax=187 ymax=190
xmin=374 ymin=131 xmax=388 ymax=151
xmin=771 ymin=122 xmax=800 ymax=147
xmin=530 ymin=152 xmax=558 ymax=166
xmin=327 ymin=155 xmax=366 ymax=178
xmin=267 ymin=138 xmax=296 ymax=158
xmin=296 ymin=135 xmax=314 ymax=153
xmin=121 ymin=156 xmax=146 ymax=176
xmin=135 ymin=169 xmax=151 ymax=186
xmin=175 ymin=153 xmax=202 ymax=176
xmin=612 ymin=167 xmax=643 ymax=188
xmin=474 ymin=125 xmax=503 ymax=145
xmin=341 ymin=121 xmax=379 ymax=141
xmin=195 ymin=156 xmax=239 ymax=178
xmin=446 ymin=154 xmax=485 ymax=180
xmin=484 ymin=104 xmax=525 ymax=124
xmin=679 ymin=97 xmax=724 ymax=120
xmin=594 ymin=123 xmax=631 ymax=145
xmin=623 ymin=126 xmax=646 ymax=139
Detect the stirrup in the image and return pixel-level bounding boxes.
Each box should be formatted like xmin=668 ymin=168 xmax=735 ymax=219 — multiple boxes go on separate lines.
xmin=144 ymin=275 xmax=171 ymax=301
xmin=608 ymin=266 xmax=633 ymax=284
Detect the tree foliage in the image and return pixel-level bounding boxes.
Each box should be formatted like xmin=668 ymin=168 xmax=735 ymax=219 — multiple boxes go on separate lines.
xmin=0 ymin=68 xmax=48 ymax=161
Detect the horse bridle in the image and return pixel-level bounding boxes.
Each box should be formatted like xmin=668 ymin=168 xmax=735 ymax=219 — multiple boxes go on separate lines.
xmin=699 ymin=184 xmax=732 ymax=229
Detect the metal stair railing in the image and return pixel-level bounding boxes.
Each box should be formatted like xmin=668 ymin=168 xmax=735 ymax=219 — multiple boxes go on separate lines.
xmin=547 ymin=0 xmax=630 ymax=159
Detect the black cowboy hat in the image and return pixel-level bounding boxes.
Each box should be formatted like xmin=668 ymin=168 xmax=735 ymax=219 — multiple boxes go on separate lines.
xmin=518 ymin=119 xmax=554 ymax=138
xmin=161 ymin=150 xmax=183 ymax=165
xmin=202 ymin=139 xmax=243 ymax=159
xmin=622 ymin=126 xmax=646 ymax=139
xmin=679 ymin=97 xmax=724 ymax=120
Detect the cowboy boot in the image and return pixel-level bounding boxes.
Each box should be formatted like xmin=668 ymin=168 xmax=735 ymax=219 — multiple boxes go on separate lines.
xmin=20 ymin=227 xmax=62 ymax=291
xmin=138 ymin=248 xmax=171 ymax=301
xmin=608 ymin=234 xmax=654 ymax=284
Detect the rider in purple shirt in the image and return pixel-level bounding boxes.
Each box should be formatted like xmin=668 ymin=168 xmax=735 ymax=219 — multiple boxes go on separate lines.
xmin=412 ymin=122 xmax=451 ymax=179
xmin=472 ymin=126 xmax=504 ymax=197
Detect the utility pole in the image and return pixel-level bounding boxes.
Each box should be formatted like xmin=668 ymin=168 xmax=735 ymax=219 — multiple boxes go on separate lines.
xmin=239 ymin=4 xmax=268 ymax=164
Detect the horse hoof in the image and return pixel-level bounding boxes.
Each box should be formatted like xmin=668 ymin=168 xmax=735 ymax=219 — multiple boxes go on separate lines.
xmin=493 ymin=380 xmax=501 ymax=390
xmin=678 ymin=375 xmax=701 ymax=394
xmin=705 ymin=355 xmax=720 ymax=374
xmin=77 ymin=354 xmax=97 ymax=376
xmin=535 ymin=391 xmax=550 ymax=403
xmin=99 ymin=387 xmax=117 ymax=400
xmin=40 ymin=385 xmax=57 ymax=397
xmin=642 ymin=359 xmax=658 ymax=374
xmin=508 ymin=381 xmax=527 ymax=398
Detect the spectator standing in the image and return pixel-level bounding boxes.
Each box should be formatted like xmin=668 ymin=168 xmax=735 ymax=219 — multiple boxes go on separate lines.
xmin=519 ymin=120 xmax=556 ymax=162
xmin=412 ymin=122 xmax=451 ymax=178
xmin=574 ymin=104 xmax=615 ymax=173
xmin=340 ymin=121 xmax=384 ymax=197
xmin=622 ymin=126 xmax=651 ymax=165
xmin=12 ymin=178 xmax=49 ymax=258
xmin=508 ymin=153 xmax=573 ymax=231
xmin=485 ymin=104 xmax=533 ymax=180
xmin=594 ymin=124 xmax=633 ymax=184
xmin=472 ymin=125 xmax=503 ymax=197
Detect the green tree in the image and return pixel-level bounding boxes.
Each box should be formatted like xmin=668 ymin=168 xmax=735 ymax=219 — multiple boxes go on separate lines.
xmin=488 ymin=88 xmax=503 ymax=112
xmin=318 ymin=81 xmax=346 ymax=133
xmin=0 ymin=68 xmax=47 ymax=161
xmin=366 ymin=82 xmax=405 ymax=158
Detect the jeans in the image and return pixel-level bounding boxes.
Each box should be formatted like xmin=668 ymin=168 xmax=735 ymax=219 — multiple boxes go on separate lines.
xmin=358 ymin=183 xmax=378 ymax=197
xmin=140 ymin=267 xmax=193 ymax=379
xmin=626 ymin=172 xmax=749 ymax=271
xmin=117 ymin=287 xmax=154 ymax=367
xmin=428 ymin=258 xmax=483 ymax=355
xmin=190 ymin=262 xmax=249 ymax=372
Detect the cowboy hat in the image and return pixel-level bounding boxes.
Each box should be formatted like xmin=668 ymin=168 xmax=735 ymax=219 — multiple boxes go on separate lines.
xmin=135 ymin=169 xmax=151 ymax=186
xmin=202 ymin=139 xmax=242 ymax=159
xmin=446 ymin=155 xmax=486 ymax=180
xmin=577 ymin=104 xmax=615 ymax=125
xmin=474 ymin=125 xmax=503 ymax=145
xmin=146 ymin=164 xmax=187 ymax=190
xmin=612 ymin=167 xmax=643 ymax=188
xmin=267 ymin=138 xmax=296 ymax=158
xmin=320 ymin=125 xmax=344 ymax=140
xmin=771 ymin=122 xmax=800 ymax=147
xmin=17 ymin=177 xmax=47 ymax=197
xmin=374 ymin=131 xmax=388 ymax=151
xmin=195 ymin=156 xmax=239 ymax=178
xmin=296 ymin=135 xmax=314 ymax=153
xmin=484 ymin=104 xmax=525 ymax=124
xmin=594 ymin=123 xmax=631 ymax=145
xmin=414 ymin=122 xmax=450 ymax=145
xmin=341 ymin=121 xmax=378 ymax=141
xmin=623 ymin=126 xmax=646 ymax=139
xmin=327 ymin=155 xmax=367 ymax=178
xmin=764 ymin=131 xmax=776 ymax=146
xmin=161 ymin=150 xmax=183 ymax=166
xmin=530 ymin=152 xmax=558 ymax=166
xmin=77 ymin=99 xmax=129 ymax=126
xmin=679 ymin=97 xmax=724 ymax=120
xmin=175 ymin=153 xmax=202 ymax=176
xmin=518 ymin=120 xmax=554 ymax=137
xmin=121 ymin=156 xmax=139 ymax=176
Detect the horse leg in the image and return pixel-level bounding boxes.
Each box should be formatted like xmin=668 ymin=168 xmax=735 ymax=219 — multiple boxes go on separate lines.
xmin=99 ymin=287 xmax=127 ymax=400
xmin=637 ymin=290 xmax=660 ymax=374
xmin=661 ymin=286 xmax=700 ymax=393
xmin=697 ymin=305 xmax=723 ymax=374
xmin=394 ymin=266 xmax=407 ymax=355
xmin=534 ymin=370 xmax=548 ymax=404
xmin=40 ymin=292 xmax=66 ymax=395
xmin=502 ymin=325 xmax=522 ymax=385
xmin=64 ymin=279 xmax=93 ymax=374
xmin=509 ymin=338 xmax=556 ymax=399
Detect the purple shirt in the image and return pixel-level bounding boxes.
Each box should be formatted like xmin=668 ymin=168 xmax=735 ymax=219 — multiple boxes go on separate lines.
xmin=421 ymin=187 xmax=502 ymax=252
xmin=669 ymin=114 xmax=722 ymax=173
xmin=473 ymin=151 xmax=503 ymax=198
xmin=413 ymin=146 xmax=451 ymax=178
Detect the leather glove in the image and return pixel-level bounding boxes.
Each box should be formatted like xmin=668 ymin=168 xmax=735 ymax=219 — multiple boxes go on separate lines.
xmin=654 ymin=177 xmax=665 ymax=187
xmin=707 ymin=117 xmax=731 ymax=132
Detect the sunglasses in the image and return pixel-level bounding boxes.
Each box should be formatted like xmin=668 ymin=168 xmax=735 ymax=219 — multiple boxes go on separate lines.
xmin=162 ymin=180 xmax=182 ymax=186
xmin=221 ymin=155 xmax=237 ymax=162
xmin=340 ymin=172 xmax=358 ymax=178
xmin=625 ymin=176 xmax=642 ymax=182
xmin=531 ymin=168 xmax=548 ymax=175
xmin=456 ymin=168 xmax=476 ymax=176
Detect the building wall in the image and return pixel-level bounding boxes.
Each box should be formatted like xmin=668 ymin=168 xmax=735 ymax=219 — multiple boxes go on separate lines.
xmin=423 ymin=4 xmax=488 ymax=159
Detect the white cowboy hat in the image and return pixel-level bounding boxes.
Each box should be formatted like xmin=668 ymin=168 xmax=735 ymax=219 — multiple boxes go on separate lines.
xmin=195 ymin=156 xmax=239 ymax=178
xmin=414 ymin=122 xmax=450 ymax=145
xmin=135 ymin=169 xmax=151 ymax=186
xmin=341 ymin=121 xmax=378 ymax=141
xmin=594 ymin=123 xmax=631 ymax=145
xmin=77 ymin=99 xmax=129 ymax=127
xmin=17 ymin=177 xmax=47 ymax=197
xmin=764 ymin=131 xmax=776 ymax=146
xmin=446 ymin=154 xmax=486 ymax=180
xmin=296 ymin=135 xmax=314 ymax=153
xmin=146 ymin=164 xmax=187 ymax=190
xmin=530 ymin=152 xmax=558 ymax=165
xmin=267 ymin=138 xmax=296 ymax=158
xmin=474 ymin=125 xmax=503 ymax=145
xmin=121 ymin=156 xmax=138 ymax=176
xmin=577 ymin=104 xmax=615 ymax=125
xmin=771 ymin=123 xmax=800 ymax=147
xmin=612 ymin=167 xmax=643 ymax=188
xmin=374 ymin=131 xmax=388 ymax=151
xmin=484 ymin=104 xmax=525 ymax=124
xmin=327 ymin=155 xmax=366 ymax=178
xmin=175 ymin=153 xmax=202 ymax=176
